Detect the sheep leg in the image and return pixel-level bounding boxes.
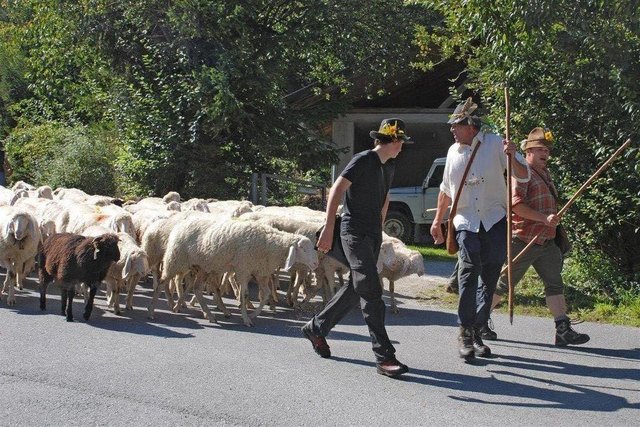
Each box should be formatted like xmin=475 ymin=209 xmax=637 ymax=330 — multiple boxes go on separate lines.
xmin=285 ymin=273 xmax=295 ymax=306
xmin=112 ymin=283 xmax=121 ymax=315
xmin=389 ymin=279 xmax=399 ymax=314
xmin=269 ymin=275 xmax=279 ymax=311
xmin=172 ymin=276 xmax=186 ymax=313
xmin=16 ymin=267 xmax=23 ymax=291
xmin=212 ymin=288 xmax=231 ymax=318
xmin=125 ymin=274 xmax=139 ymax=311
xmin=147 ymin=267 xmax=162 ymax=319
xmin=189 ymin=295 xmax=198 ymax=307
xmin=4 ymin=271 xmax=16 ymax=306
xmin=61 ymin=288 xmax=74 ymax=322
xmin=39 ymin=281 xmax=50 ymax=311
xmin=249 ymin=278 xmax=270 ymax=321
xmin=193 ymin=286 xmax=215 ymax=323
xmin=66 ymin=289 xmax=75 ymax=322
xmin=83 ymin=284 xmax=98 ymax=321
xmin=237 ymin=279 xmax=253 ymax=327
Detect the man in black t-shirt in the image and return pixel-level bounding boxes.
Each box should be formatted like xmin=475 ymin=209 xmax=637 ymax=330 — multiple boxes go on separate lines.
xmin=302 ymin=118 xmax=413 ymax=378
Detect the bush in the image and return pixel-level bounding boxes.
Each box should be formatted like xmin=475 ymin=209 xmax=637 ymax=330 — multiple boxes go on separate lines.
xmin=4 ymin=121 xmax=116 ymax=195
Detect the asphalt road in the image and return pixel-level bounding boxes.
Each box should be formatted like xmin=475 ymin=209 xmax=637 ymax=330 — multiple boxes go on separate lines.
xmin=1 ymin=262 xmax=638 ymax=426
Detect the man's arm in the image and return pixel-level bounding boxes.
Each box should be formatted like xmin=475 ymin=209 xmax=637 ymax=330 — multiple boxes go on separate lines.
xmin=381 ymin=193 xmax=390 ymax=225
xmin=316 ymin=176 xmax=351 ymax=253
xmin=430 ymin=191 xmax=452 ymax=244
xmin=512 ymin=203 xmax=559 ymax=226
xmin=503 ymin=139 xmax=530 ymax=181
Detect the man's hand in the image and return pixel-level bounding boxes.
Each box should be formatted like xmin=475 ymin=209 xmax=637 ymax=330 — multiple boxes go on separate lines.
xmin=430 ymin=222 xmax=445 ymax=245
xmin=316 ymin=226 xmax=334 ymax=253
xmin=503 ymin=138 xmax=517 ymax=157
xmin=544 ymin=214 xmax=560 ymax=227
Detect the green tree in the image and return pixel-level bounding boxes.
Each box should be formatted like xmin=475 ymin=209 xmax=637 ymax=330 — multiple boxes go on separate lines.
xmin=413 ymin=0 xmax=640 ymax=289
xmin=1 ymin=0 xmax=436 ymax=198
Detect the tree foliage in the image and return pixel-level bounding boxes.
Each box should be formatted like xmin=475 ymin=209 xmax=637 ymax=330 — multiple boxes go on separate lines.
xmin=0 ymin=0 xmax=435 ymax=199
xmin=4 ymin=122 xmax=117 ymax=195
xmin=413 ymin=0 xmax=640 ymax=285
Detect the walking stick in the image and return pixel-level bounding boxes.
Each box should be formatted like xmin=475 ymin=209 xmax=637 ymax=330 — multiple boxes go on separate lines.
xmin=504 ymin=85 xmax=515 ymax=324
xmin=500 ymin=137 xmax=633 ymax=275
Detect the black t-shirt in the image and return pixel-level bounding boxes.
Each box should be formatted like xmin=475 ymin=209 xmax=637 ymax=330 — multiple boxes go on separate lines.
xmin=340 ymin=149 xmax=395 ymax=232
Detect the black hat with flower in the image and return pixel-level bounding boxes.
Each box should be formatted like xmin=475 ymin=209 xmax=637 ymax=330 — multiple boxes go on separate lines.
xmin=369 ymin=118 xmax=413 ymax=143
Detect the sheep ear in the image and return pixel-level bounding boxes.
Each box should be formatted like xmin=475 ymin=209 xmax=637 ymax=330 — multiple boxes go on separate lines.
xmin=28 ymin=218 xmax=37 ymax=240
xmin=122 ymin=254 xmax=131 ymax=279
xmin=2 ymin=220 xmax=13 ymax=240
xmin=283 ymin=245 xmax=296 ymax=272
xmin=92 ymin=238 xmax=100 ymax=260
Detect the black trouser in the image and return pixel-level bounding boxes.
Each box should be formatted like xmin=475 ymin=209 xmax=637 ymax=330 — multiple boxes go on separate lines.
xmin=311 ymin=229 xmax=395 ymax=362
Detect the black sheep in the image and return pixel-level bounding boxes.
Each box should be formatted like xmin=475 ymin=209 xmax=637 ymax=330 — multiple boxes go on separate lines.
xmin=39 ymin=233 xmax=120 ymax=322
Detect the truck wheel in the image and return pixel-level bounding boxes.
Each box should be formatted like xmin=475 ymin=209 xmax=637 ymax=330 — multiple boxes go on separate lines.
xmin=384 ymin=211 xmax=413 ymax=243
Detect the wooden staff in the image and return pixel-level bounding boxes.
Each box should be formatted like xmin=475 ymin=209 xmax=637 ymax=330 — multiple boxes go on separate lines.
xmin=500 ymin=137 xmax=633 ymax=275
xmin=504 ymin=85 xmax=515 ymax=324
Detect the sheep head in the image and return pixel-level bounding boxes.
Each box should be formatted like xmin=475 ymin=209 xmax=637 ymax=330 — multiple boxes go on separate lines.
xmin=3 ymin=212 xmax=38 ymax=247
xmin=284 ymin=237 xmax=319 ymax=272
xmin=91 ymin=234 xmax=120 ymax=263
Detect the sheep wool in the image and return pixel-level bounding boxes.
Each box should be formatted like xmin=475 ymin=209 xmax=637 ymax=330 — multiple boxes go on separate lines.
xmin=39 ymin=233 xmax=120 ymax=322
xmin=161 ymin=218 xmax=318 ymax=326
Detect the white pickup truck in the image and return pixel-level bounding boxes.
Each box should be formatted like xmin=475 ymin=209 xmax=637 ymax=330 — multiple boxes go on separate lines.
xmin=383 ymin=157 xmax=447 ymax=243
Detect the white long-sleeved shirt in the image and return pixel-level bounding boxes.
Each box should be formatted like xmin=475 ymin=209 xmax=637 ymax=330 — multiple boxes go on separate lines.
xmin=440 ymin=131 xmax=530 ymax=233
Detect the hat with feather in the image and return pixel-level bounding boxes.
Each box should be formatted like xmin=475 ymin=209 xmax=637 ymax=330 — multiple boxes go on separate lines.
xmin=448 ymin=97 xmax=481 ymax=126
xmin=369 ymin=118 xmax=413 ymax=143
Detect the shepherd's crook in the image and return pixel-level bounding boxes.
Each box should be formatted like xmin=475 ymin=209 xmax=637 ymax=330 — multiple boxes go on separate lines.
xmin=500 ymin=137 xmax=633 ymax=275
xmin=504 ymin=85 xmax=515 ymax=324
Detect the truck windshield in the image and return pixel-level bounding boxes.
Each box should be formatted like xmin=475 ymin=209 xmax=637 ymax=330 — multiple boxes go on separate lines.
xmin=427 ymin=165 xmax=444 ymax=188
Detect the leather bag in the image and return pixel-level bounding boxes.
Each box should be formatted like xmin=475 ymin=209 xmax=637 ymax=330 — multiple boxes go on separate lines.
xmin=554 ymin=224 xmax=572 ymax=255
xmin=315 ymin=215 xmax=349 ymax=267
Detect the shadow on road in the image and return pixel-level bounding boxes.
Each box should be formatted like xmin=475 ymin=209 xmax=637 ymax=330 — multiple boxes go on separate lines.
xmin=316 ymin=354 xmax=640 ymax=411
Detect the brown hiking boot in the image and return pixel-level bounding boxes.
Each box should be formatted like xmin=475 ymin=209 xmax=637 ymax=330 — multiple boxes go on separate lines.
xmin=555 ymin=319 xmax=590 ymax=346
xmin=302 ymin=321 xmax=331 ymax=358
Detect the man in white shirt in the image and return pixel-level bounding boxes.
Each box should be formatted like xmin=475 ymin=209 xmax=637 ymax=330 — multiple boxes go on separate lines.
xmin=430 ymin=98 xmax=529 ymax=361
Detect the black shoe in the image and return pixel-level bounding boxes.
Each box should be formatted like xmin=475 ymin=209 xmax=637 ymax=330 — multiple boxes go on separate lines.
xmin=301 ymin=322 xmax=331 ymax=358
xmin=478 ymin=319 xmax=497 ymax=341
xmin=458 ymin=327 xmax=475 ymax=361
xmin=555 ymin=319 xmax=590 ymax=346
xmin=376 ymin=358 xmax=409 ymax=378
xmin=472 ymin=328 xmax=492 ymax=357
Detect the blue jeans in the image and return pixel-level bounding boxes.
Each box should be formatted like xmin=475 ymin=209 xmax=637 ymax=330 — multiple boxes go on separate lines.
xmin=456 ymin=217 xmax=507 ymax=328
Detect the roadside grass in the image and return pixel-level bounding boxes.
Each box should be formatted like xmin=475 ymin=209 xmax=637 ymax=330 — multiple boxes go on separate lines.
xmin=408 ymin=244 xmax=457 ymax=262
xmin=412 ymin=244 xmax=640 ymax=327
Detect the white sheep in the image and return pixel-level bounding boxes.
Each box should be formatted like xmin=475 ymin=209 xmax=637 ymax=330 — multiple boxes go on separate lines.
xmin=379 ymin=236 xmax=425 ymax=313
xmin=206 ymin=200 xmax=254 ymax=218
xmin=142 ymin=211 xmax=212 ymax=318
xmin=181 ymin=198 xmax=210 ymax=212
xmin=105 ymin=232 xmax=149 ymax=315
xmin=12 ymin=197 xmax=58 ymax=244
xmin=131 ymin=208 xmax=173 ymax=244
xmin=53 ymin=187 xmax=90 ymax=202
xmin=161 ymin=218 xmax=319 ymax=326
xmin=64 ymin=202 xmax=136 ymax=239
xmin=26 ymin=185 xmax=54 ymax=199
xmin=0 ymin=206 xmax=41 ymax=305
xmin=11 ymin=181 xmax=36 ymax=192
xmin=0 ymin=186 xmax=27 ymax=206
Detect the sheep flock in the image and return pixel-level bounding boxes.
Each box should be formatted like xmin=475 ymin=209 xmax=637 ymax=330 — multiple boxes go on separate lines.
xmin=0 ymin=181 xmax=426 ymax=326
